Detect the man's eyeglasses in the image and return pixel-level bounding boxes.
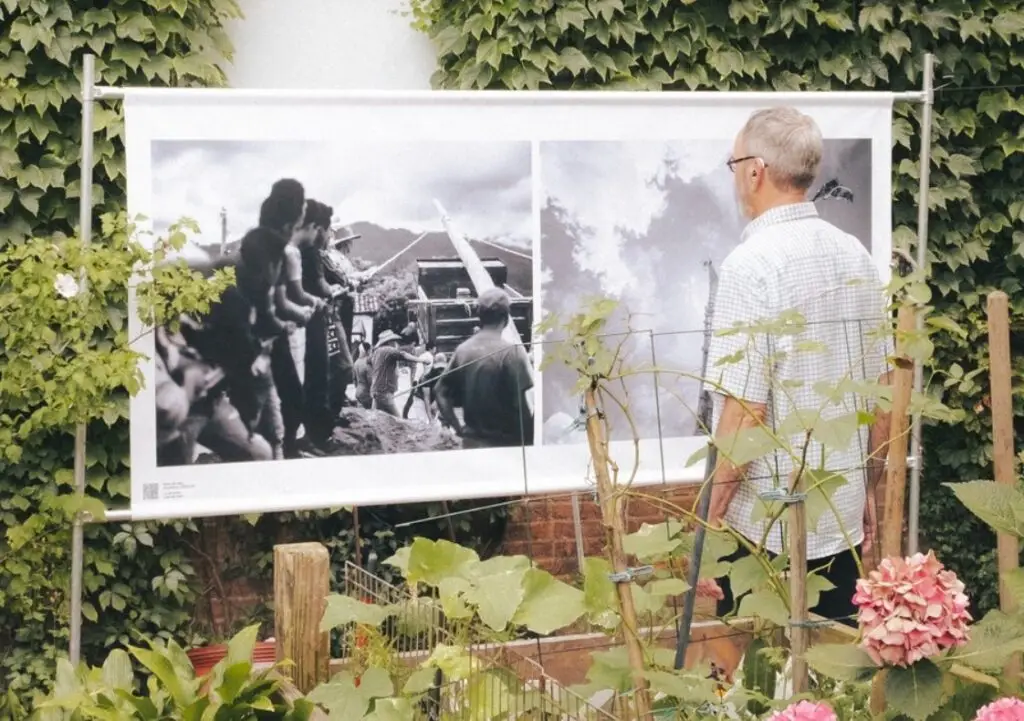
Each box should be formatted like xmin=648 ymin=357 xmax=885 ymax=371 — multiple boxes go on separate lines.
xmin=726 ymin=155 xmax=766 ymax=173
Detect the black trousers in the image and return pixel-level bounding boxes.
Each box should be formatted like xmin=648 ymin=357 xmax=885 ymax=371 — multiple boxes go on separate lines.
xmin=716 ymin=542 xmax=861 ymax=627
xmin=271 ymin=334 xmax=304 ymax=454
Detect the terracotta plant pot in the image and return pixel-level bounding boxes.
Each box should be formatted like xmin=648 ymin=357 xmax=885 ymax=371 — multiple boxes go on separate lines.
xmin=187 ymin=640 xmax=277 ymax=677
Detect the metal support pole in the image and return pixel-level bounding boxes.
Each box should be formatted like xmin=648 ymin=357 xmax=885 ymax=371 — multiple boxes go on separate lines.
xmin=69 ymin=53 xmax=96 ymax=666
xmin=906 ymin=52 xmax=935 ymax=556
xmin=674 ymin=443 xmax=716 ymax=670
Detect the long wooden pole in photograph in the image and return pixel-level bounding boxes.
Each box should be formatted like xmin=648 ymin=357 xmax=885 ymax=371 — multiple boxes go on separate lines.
xmin=583 ymin=385 xmax=651 ymax=719
xmin=987 ymin=292 xmax=1020 ymax=678
xmin=881 ymin=305 xmax=917 ymax=559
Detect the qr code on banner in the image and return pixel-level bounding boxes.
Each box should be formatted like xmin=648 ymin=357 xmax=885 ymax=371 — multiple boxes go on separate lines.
xmin=142 ymin=483 xmax=159 ymax=501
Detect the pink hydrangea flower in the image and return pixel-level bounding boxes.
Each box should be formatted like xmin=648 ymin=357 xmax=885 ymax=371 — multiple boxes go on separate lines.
xmin=853 ymin=551 xmax=971 ymax=667
xmin=766 ymin=700 xmax=837 ymax=721
xmin=974 ymin=697 xmax=1024 ymax=721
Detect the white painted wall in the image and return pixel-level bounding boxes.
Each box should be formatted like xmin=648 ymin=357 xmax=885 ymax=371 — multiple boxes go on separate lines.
xmin=223 ymin=0 xmax=436 ymax=90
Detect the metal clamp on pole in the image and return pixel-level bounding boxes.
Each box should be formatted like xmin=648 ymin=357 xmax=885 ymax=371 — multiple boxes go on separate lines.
xmin=758 ymin=488 xmax=807 ymax=504
xmin=608 ymin=565 xmax=655 ymax=584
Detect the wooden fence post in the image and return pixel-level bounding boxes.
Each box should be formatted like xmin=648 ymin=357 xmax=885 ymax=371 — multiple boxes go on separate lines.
xmin=987 ymin=292 xmax=1020 ymax=679
xmin=881 ymin=305 xmax=917 ymax=559
xmin=584 ymin=385 xmax=652 ymax=720
xmin=274 ymin=542 xmax=331 ymax=693
xmin=788 ymin=473 xmax=810 ymax=695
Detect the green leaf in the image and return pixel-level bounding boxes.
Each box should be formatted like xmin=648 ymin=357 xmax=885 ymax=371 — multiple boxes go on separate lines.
xmin=403 ymin=667 xmax=437 ymax=695
xmin=226 ymin=623 xmax=259 ymax=665
xmin=129 ymin=645 xmax=196 ymax=708
xmin=556 ymin=3 xmax=591 ymax=31
xmin=804 ymin=470 xmax=849 ymax=532
xmin=512 ymin=568 xmax=586 ymax=634
xmin=804 ymin=571 xmax=835 ymax=609
xmin=858 ymin=4 xmax=892 ymax=32
xmin=622 ymin=519 xmax=683 ymax=560
xmin=730 ymin=555 xmax=770 ymax=599
xmin=951 ymin=609 xmax=1024 ymax=671
xmin=736 ymin=590 xmax=788 ymax=626
xmin=365 ymin=697 xmax=416 ymax=721
xmin=320 ymin=594 xmax=390 ymax=630
xmin=405 ymin=538 xmax=479 ymax=587
xmin=880 ymin=30 xmax=912 ymax=62
xmin=804 ymin=644 xmax=878 ymax=683
xmin=884 ymin=660 xmax=944 ymax=721
xmin=101 ymin=649 xmax=134 ymax=690
xmin=462 ymin=565 xmax=527 ymax=631
xmin=307 ymin=672 xmax=370 ymax=719
xmin=992 ymin=12 xmax=1024 ymax=43
xmin=583 ymin=556 xmax=618 ymax=627
xmin=809 ymin=413 xmax=860 ymax=452
xmin=944 ymin=480 xmax=1024 ymax=537
xmin=359 ymin=667 xmax=395 ymax=699
xmin=558 ymin=47 xmax=591 ymax=76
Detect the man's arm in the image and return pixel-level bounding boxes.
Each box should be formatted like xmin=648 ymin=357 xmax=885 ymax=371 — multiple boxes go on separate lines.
xmin=709 ymin=396 xmax=767 ymax=526
xmin=703 ymin=258 xmax=772 ymax=527
xmin=434 ymin=358 xmax=463 ymax=433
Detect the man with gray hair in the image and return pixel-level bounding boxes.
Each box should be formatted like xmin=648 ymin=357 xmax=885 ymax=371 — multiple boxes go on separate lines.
xmin=705 ymin=107 xmax=891 ymax=624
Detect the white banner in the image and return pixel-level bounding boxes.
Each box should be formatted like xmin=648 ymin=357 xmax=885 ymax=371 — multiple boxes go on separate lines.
xmin=125 ymin=90 xmax=893 ymax=520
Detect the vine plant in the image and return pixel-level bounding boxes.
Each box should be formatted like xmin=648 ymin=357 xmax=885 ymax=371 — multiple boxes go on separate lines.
xmin=297 ymin=268 xmax=981 ymax=719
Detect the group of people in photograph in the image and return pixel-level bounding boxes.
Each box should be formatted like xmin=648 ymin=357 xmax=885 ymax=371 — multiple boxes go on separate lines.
xmin=154 ymin=177 xmax=535 ymax=466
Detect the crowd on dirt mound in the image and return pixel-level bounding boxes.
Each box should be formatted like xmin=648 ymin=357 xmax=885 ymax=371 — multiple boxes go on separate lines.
xmin=155 ymin=178 xmax=535 ymax=466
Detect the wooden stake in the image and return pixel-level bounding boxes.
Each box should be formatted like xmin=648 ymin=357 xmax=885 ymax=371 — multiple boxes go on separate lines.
xmin=788 ymin=472 xmax=810 ymax=695
xmin=274 ymin=542 xmax=331 ymax=693
xmin=881 ymin=305 xmax=917 ymax=559
xmin=987 ymin=292 xmax=1020 ymax=678
xmin=584 ymin=385 xmax=651 ymax=720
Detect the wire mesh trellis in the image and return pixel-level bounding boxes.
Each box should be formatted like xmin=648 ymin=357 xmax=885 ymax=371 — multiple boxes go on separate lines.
xmin=340 ymin=561 xmax=619 ymax=720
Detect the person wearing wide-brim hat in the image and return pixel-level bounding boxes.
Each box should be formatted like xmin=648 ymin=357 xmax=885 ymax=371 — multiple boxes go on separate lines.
xmin=369 ymin=329 xmax=428 ymax=417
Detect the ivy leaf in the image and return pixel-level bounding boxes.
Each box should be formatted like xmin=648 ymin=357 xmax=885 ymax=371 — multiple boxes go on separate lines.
xmin=590 ymin=0 xmax=624 ymax=23
xmin=559 ymin=47 xmax=592 ymax=76
xmin=708 ymin=48 xmax=745 ymax=78
xmin=858 ymin=4 xmax=892 ymax=32
xmin=804 ymin=644 xmax=878 ymax=683
xmin=880 ymin=29 xmax=912 ymax=62
xmin=946 ymin=153 xmax=978 ymax=179
xmin=884 ymin=659 xmax=944 ymax=721
xmin=556 ymin=3 xmax=591 ymax=31
xmin=992 ymin=12 xmax=1024 ymax=43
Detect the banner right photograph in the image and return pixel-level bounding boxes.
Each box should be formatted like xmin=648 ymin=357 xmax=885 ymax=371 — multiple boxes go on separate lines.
xmin=538 ymin=135 xmax=875 ymax=447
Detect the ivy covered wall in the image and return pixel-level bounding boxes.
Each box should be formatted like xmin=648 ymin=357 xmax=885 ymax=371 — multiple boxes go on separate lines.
xmin=409 ymin=0 xmax=1024 ymax=613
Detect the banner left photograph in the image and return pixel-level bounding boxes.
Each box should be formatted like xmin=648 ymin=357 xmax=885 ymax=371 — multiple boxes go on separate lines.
xmin=150 ymin=139 xmax=536 ymax=472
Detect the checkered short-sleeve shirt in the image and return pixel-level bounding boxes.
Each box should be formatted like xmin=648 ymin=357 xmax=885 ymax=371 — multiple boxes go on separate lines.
xmin=706 ymin=202 xmax=892 ymax=559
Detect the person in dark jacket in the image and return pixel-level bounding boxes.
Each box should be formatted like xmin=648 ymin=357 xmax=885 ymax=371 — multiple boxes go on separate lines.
xmin=299 ymin=200 xmax=354 ymax=450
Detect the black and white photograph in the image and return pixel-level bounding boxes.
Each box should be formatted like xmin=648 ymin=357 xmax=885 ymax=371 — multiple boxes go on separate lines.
xmin=538 ymin=138 xmax=873 ymax=445
xmin=150 ymin=139 xmax=537 ymax=468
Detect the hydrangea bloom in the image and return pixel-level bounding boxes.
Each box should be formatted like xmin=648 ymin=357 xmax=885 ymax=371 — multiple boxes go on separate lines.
xmin=974 ymin=697 xmax=1024 ymax=721
xmin=853 ymin=551 xmax=971 ymax=667
xmin=766 ymin=700 xmax=837 ymax=721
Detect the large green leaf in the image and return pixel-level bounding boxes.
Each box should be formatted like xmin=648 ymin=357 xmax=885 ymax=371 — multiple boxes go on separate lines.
xmin=951 ymin=609 xmax=1024 ymax=671
xmin=462 ymin=564 xmax=527 ymax=631
xmin=512 ymin=568 xmax=586 ymax=634
xmin=804 ymin=644 xmax=877 ymax=683
xmin=884 ymin=660 xmax=944 ymax=721
xmin=101 ymin=649 xmax=134 ymax=691
xmin=944 ymin=480 xmax=1024 ymax=538
xmin=320 ymin=594 xmax=390 ymax=630
xmin=404 ymin=538 xmax=479 ymax=587
xmin=582 ymin=556 xmax=619 ymax=628
xmin=307 ymin=672 xmax=370 ymax=719
xmin=804 ymin=470 xmax=849 ymax=532
xmin=226 ymin=623 xmax=260 ymax=666
xmin=622 ymin=519 xmax=683 ymax=560
xmin=129 ymin=645 xmax=197 ymax=708
xmin=736 ymin=590 xmax=789 ymax=626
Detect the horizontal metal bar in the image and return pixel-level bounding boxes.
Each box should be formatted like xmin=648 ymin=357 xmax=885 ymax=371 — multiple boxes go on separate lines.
xmin=92 ymin=86 xmax=925 ymax=104
xmin=83 ymin=508 xmax=133 ymax=524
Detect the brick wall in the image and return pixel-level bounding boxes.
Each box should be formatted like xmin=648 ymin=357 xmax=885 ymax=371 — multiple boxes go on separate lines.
xmin=500 ymin=484 xmax=702 ymax=577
